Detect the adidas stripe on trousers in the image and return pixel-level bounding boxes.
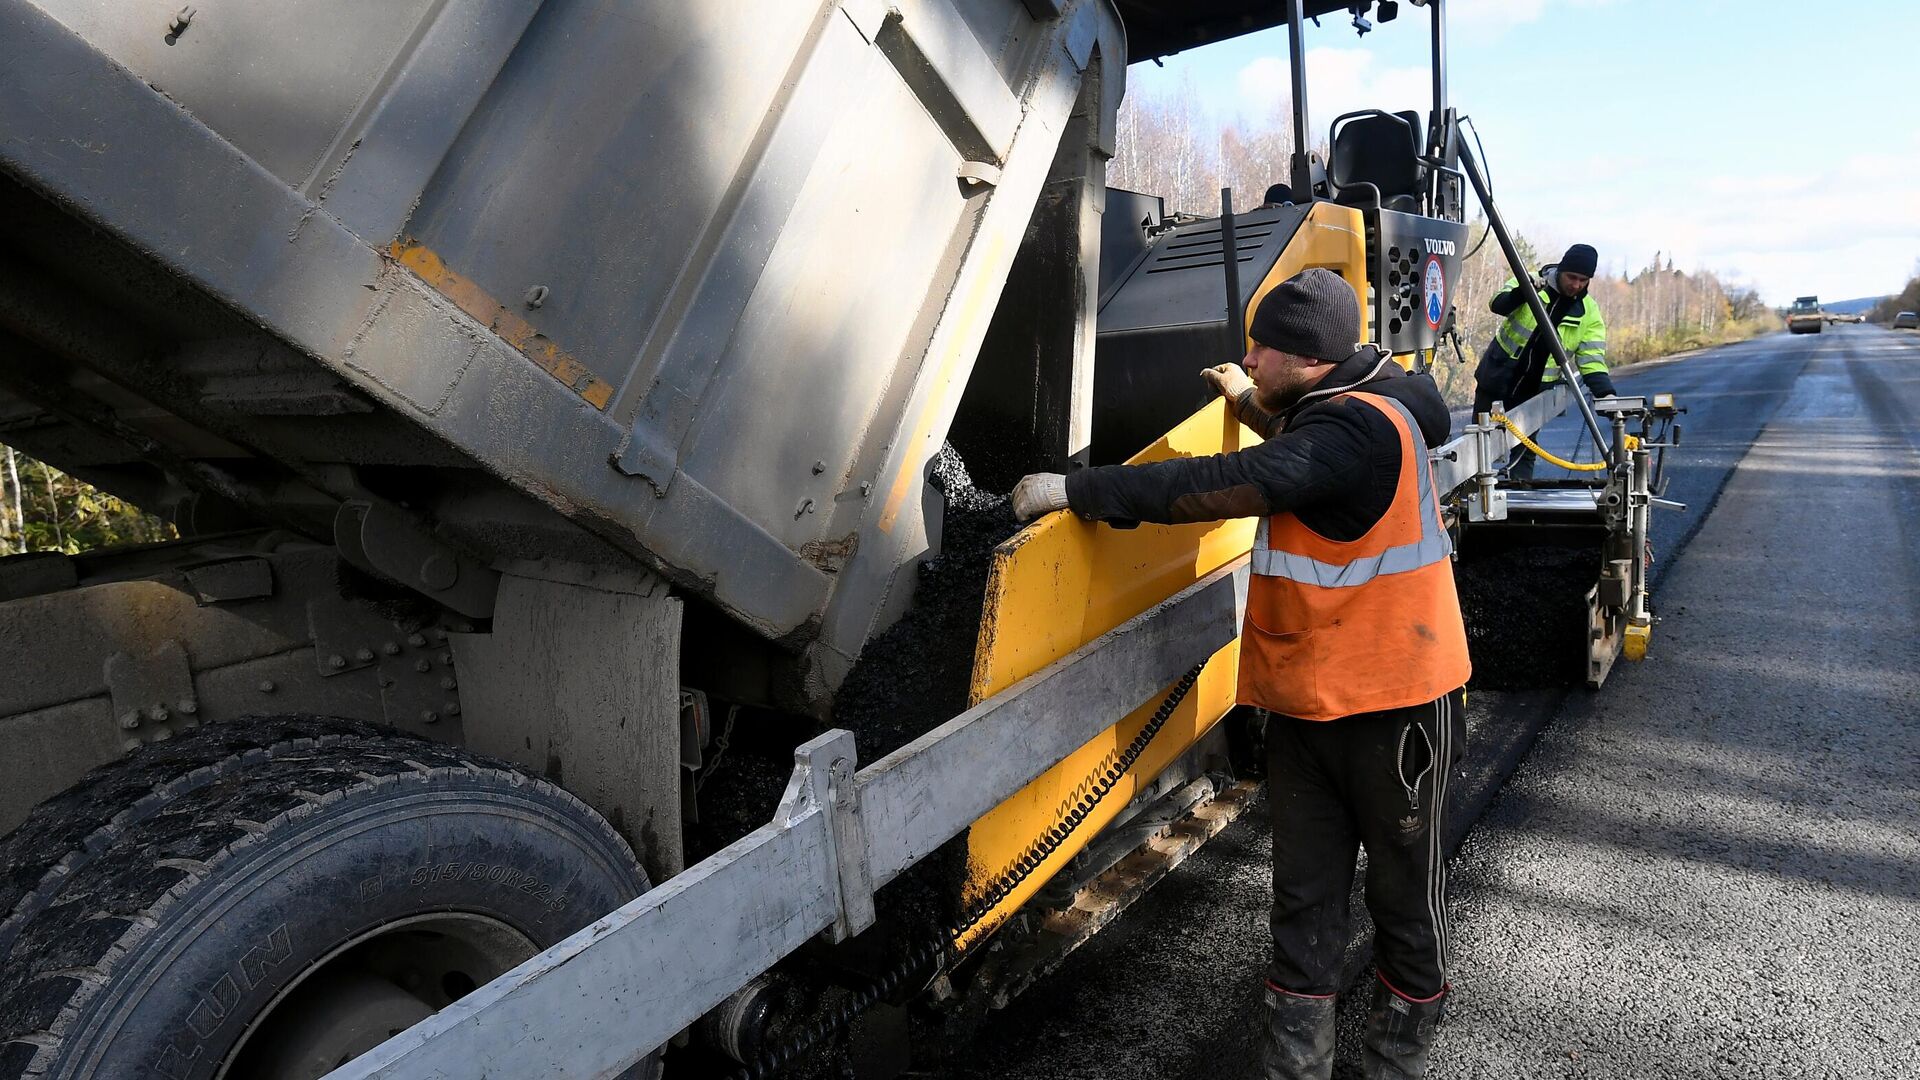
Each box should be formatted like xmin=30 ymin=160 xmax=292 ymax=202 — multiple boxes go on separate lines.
xmin=1264 ymin=687 xmax=1468 ymax=1000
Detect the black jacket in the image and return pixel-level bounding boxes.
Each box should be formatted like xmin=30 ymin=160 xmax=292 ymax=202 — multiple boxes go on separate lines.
xmin=1063 ymin=349 xmax=1453 ymax=541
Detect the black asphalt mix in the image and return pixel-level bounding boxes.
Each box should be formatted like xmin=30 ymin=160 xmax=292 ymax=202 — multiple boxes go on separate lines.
xmin=944 ymin=326 xmax=1918 ymax=1078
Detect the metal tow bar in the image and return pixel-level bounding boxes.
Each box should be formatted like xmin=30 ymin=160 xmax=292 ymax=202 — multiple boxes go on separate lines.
xmin=323 ymin=561 xmax=1251 ymax=1080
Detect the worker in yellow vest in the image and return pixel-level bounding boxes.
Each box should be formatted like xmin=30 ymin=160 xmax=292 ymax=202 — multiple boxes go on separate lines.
xmin=1013 ymin=269 xmax=1472 ymax=1080
xmin=1473 ymin=243 xmax=1615 ymax=479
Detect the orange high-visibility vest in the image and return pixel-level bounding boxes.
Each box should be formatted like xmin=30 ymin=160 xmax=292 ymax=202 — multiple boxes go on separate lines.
xmin=1238 ymin=392 xmax=1471 ymax=721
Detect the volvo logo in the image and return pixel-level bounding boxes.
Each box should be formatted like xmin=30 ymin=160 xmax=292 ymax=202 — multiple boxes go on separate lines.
xmin=1423 ymin=238 xmax=1457 ymax=256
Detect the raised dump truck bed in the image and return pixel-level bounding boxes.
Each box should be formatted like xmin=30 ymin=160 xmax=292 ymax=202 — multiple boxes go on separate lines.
xmin=0 ymin=0 xmax=1126 ymax=713
xmin=0 ymin=3 xmax=1145 ymax=1075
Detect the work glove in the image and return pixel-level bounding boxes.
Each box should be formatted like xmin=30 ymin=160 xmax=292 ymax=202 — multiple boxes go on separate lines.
xmin=1011 ymin=472 xmax=1069 ymax=523
xmin=1202 ymin=363 xmax=1277 ymax=436
xmin=1201 ymin=362 xmax=1253 ymax=401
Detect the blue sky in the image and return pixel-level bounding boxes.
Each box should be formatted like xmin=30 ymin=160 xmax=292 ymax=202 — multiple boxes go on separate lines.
xmin=1123 ymin=0 xmax=1920 ymax=304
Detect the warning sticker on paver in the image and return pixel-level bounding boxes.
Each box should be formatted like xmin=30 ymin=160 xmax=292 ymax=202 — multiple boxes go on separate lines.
xmin=1423 ymin=255 xmax=1447 ymax=331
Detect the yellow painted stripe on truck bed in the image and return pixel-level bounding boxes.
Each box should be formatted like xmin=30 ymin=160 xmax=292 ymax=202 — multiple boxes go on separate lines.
xmin=388 ymin=240 xmax=616 ymax=410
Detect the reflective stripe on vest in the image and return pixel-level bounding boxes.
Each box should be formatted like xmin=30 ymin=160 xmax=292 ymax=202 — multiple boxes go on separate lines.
xmin=1490 ymin=278 xmax=1607 ymax=374
xmin=1495 ymin=318 xmax=1532 ymax=358
xmin=1544 ymin=335 xmax=1609 ymax=383
xmin=1250 ymin=395 xmax=1453 ymax=587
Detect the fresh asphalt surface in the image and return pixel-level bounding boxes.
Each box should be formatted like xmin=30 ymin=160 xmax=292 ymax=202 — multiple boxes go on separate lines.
xmin=940 ymin=324 xmax=1920 ymax=1079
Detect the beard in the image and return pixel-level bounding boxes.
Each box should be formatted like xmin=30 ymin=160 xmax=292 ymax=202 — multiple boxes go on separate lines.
xmin=1253 ymin=365 xmax=1321 ymax=414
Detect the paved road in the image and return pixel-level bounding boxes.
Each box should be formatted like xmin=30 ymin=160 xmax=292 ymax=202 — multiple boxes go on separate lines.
xmin=1434 ymin=325 xmax=1920 ymax=1079
xmin=1513 ymin=331 xmax=1810 ymax=565
xmin=941 ymin=325 xmax=1918 ymax=1079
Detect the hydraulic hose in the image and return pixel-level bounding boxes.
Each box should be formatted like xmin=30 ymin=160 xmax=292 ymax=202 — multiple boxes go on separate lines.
xmin=1489 ymin=412 xmax=1636 ymax=473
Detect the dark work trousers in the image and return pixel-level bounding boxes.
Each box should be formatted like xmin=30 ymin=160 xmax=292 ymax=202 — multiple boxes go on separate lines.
xmin=1506 ymin=441 xmax=1539 ymax=481
xmin=1264 ymin=687 xmax=1468 ymax=1001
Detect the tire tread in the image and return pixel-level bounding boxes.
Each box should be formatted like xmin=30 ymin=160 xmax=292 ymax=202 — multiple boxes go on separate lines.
xmin=0 ymin=716 xmax=632 ymax=1079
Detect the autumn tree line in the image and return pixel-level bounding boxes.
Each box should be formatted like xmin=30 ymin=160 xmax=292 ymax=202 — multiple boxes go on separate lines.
xmin=1108 ymin=81 xmax=1776 ymax=406
xmin=1868 ymin=261 xmax=1920 ymax=324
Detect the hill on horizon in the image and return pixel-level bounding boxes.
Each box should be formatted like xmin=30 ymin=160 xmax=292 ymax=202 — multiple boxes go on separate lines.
xmin=1823 ymin=295 xmax=1888 ymax=315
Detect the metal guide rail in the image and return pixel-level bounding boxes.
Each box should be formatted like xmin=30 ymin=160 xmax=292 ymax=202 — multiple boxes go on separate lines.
xmin=326 ymin=561 xmax=1249 ymax=1080
xmin=1431 ymin=383 xmax=1575 ymax=518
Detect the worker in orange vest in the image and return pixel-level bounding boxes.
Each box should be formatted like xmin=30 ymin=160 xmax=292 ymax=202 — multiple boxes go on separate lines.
xmin=1013 ymin=268 xmax=1471 ymax=1080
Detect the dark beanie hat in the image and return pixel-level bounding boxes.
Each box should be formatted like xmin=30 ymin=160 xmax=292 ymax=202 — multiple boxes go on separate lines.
xmin=1559 ymin=244 xmax=1598 ymax=277
xmin=1248 ymin=268 xmax=1360 ymax=362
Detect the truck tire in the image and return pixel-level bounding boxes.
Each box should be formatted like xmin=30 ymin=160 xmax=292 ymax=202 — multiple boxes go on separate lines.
xmin=0 ymin=715 xmax=656 ymax=1080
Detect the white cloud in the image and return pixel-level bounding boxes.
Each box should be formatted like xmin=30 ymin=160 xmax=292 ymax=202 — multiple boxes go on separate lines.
xmin=1235 ymin=47 xmax=1432 ymax=134
xmin=1446 ymin=0 xmax=1548 ymax=30
xmin=1495 ymin=135 xmax=1920 ymax=302
xmin=1442 ymin=0 xmax=1620 ymax=45
xmin=1234 ymin=56 xmax=1293 ymax=117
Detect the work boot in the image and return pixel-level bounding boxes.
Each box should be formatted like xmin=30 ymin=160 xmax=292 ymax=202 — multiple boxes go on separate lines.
xmin=1258 ymin=982 xmax=1336 ymax=1080
xmin=1362 ymin=976 xmax=1447 ymax=1080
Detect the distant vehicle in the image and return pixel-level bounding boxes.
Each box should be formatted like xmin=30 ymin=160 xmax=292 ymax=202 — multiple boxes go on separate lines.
xmin=1894 ymin=311 xmax=1919 ymax=330
xmin=1788 ymin=296 xmax=1824 ymax=334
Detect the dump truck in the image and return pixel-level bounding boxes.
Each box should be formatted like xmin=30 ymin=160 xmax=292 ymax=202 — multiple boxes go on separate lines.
xmin=0 ymin=1 xmax=1676 ymax=1077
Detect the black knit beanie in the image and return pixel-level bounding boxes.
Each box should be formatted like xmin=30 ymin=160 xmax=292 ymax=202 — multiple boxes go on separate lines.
xmin=1559 ymin=244 xmax=1598 ymax=277
xmin=1248 ymin=268 xmax=1360 ymax=362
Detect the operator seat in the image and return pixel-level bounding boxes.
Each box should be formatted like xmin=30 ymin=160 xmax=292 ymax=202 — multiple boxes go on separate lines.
xmin=1328 ymin=111 xmax=1424 ymax=214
